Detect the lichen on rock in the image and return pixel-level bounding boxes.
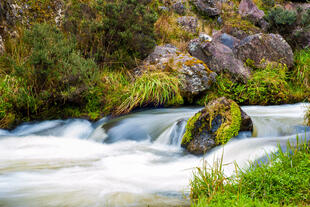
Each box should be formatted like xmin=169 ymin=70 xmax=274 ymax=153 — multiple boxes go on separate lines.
xmin=181 ymin=97 xmax=252 ymax=155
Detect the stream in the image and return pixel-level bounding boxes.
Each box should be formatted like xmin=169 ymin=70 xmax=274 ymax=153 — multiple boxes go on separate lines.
xmin=0 ymin=103 xmax=309 ymax=207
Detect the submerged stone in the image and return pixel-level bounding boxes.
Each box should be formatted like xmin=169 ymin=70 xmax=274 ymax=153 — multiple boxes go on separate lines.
xmin=181 ymin=97 xmax=253 ymax=155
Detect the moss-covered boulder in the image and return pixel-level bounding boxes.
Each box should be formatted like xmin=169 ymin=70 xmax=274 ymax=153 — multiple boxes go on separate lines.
xmin=140 ymin=44 xmax=217 ymax=99
xmin=181 ymin=97 xmax=253 ymax=155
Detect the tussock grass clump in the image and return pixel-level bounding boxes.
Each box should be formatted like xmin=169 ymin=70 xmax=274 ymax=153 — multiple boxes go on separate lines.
xmin=190 ymin=138 xmax=310 ymax=206
xmin=115 ymin=72 xmax=184 ymax=115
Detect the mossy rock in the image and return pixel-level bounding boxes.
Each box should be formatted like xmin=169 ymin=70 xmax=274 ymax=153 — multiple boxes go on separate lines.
xmin=181 ymin=97 xmax=253 ymax=155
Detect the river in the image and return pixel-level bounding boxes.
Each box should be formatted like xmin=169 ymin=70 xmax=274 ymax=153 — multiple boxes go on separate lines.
xmin=0 ymin=103 xmax=309 ymax=207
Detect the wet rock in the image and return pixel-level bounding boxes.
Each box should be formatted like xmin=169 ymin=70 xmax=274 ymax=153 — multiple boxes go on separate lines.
xmin=188 ymin=34 xmax=251 ymax=80
xmin=213 ymin=32 xmax=240 ymax=49
xmin=181 ymin=97 xmax=253 ymax=155
xmin=142 ymin=44 xmax=217 ymax=98
xmin=192 ymin=0 xmax=220 ymax=17
xmin=234 ymin=33 xmax=294 ymax=68
xmin=172 ymin=0 xmax=186 ymax=15
xmin=177 ymin=16 xmax=198 ymax=33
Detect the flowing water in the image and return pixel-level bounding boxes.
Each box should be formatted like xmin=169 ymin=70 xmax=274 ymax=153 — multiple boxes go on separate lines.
xmin=0 ymin=103 xmax=309 ymax=207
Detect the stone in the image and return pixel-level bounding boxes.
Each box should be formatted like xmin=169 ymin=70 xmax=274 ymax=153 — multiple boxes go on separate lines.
xmin=239 ymin=0 xmax=269 ymax=30
xmin=142 ymin=44 xmax=217 ymax=98
xmin=234 ymin=33 xmax=294 ymax=68
xmin=239 ymin=0 xmax=264 ymax=24
xmin=172 ymin=0 xmax=186 ymax=15
xmin=213 ymin=32 xmax=240 ymax=49
xmin=177 ymin=16 xmax=198 ymax=33
xmin=181 ymin=97 xmax=253 ymax=155
xmin=188 ymin=35 xmax=251 ymax=80
xmin=192 ymin=0 xmax=220 ymax=17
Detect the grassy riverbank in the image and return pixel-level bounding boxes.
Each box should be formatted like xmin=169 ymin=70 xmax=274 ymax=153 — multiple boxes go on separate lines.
xmin=0 ymin=0 xmax=309 ymax=129
xmin=190 ymin=138 xmax=310 ymax=206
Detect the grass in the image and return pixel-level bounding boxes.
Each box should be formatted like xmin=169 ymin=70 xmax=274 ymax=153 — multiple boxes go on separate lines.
xmin=190 ymin=138 xmax=310 ymax=206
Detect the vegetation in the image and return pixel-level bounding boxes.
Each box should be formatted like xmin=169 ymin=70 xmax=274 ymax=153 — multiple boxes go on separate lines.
xmin=0 ymin=0 xmax=309 ymax=129
xmin=190 ymin=138 xmax=310 ymax=206
xmin=197 ymin=59 xmax=309 ymax=106
xmin=0 ymin=23 xmax=103 ymax=126
xmin=63 ymin=0 xmax=158 ymax=68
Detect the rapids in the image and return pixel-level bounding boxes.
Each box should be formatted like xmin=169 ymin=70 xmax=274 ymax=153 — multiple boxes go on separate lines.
xmin=0 ymin=103 xmax=309 ymax=207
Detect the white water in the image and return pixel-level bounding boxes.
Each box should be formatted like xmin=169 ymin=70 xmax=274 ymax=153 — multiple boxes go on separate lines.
xmin=0 ymin=103 xmax=309 ymax=207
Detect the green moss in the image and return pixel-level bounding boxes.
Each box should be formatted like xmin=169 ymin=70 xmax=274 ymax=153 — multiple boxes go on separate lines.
xmin=215 ymin=102 xmax=241 ymax=145
xmin=181 ymin=112 xmax=201 ymax=146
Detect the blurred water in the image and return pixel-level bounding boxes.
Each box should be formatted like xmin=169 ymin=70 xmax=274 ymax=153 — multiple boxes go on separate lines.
xmin=0 ymin=103 xmax=309 ymax=207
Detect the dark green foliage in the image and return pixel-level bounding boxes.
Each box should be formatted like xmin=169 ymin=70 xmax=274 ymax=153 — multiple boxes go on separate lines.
xmin=63 ymin=0 xmax=158 ymax=69
xmin=191 ymin=139 xmax=310 ymax=206
xmin=265 ymin=7 xmax=297 ymax=34
xmin=261 ymin=0 xmax=275 ymax=9
xmin=0 ymin=23 xmax=103 ymax=125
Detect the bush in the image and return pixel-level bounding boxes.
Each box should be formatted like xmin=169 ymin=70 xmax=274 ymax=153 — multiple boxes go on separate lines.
xmin=63 ymin=0 xmax=158 ymax=69
xmin=0 ymin=23 xmax=102 ymax=124
xmin=265 ymin=7 xmax=297 ymax=34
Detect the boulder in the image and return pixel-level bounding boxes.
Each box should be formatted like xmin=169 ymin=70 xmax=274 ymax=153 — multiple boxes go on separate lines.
xmin=188 ymin=34 xmax=251 ymax=80
xmin=213 ymin=32 xmax=240 ymax=49
xmin=172 ymin=0 xmax=186 ymax=15
xmin=234 ymin=33 xmax=294 ymax=68
xmin=143 ymin=44 xmax=217 ymax=98
xmin=239 ymin=0 xmax=264 ymax=24
xmin=177 ymin=16 xmax=198 ymax=33
xmin=192 ymin=0 xmax=220 ymax=17
xmin=181 ymin=97 xmax=253 ymax=155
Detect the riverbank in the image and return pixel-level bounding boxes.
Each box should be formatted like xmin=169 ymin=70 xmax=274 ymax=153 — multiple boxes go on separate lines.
xmin=190 ymin=138 xmax=310 ymax=207
xmin=0 ymin=0 xmax=310 ymax=129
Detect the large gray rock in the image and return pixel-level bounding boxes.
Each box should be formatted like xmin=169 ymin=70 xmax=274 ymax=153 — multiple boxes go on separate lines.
xmin=239 ymin=0 xmax=269 ymax=30
xmin=234 ymin=33 xmax=294 ymax=68
xmin=213 ymin=31 xmax=240 ymax=49
xmin=188 ymin=34 xmax=251 ymax=80
xmin=239 ymin=0 xmax=264 ymax=23
xmin=192 ymin=0 xmax=220 ymax=17
xmin=143 ymin=45 xmax=217 ymax=98
xmin=181 ymin=97 xmax=253 ymax=155
xmin=177 ymin=16 xmax=198 ymax=33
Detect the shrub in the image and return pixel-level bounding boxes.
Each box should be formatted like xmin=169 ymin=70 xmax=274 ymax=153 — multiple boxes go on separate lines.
xmin=0 ymin=23 xmax=102 ymax=124
xmin=265 ymin=7 xmax=297 ymax=34
xmin=63 ymin=0 xmax=158 ymax=69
